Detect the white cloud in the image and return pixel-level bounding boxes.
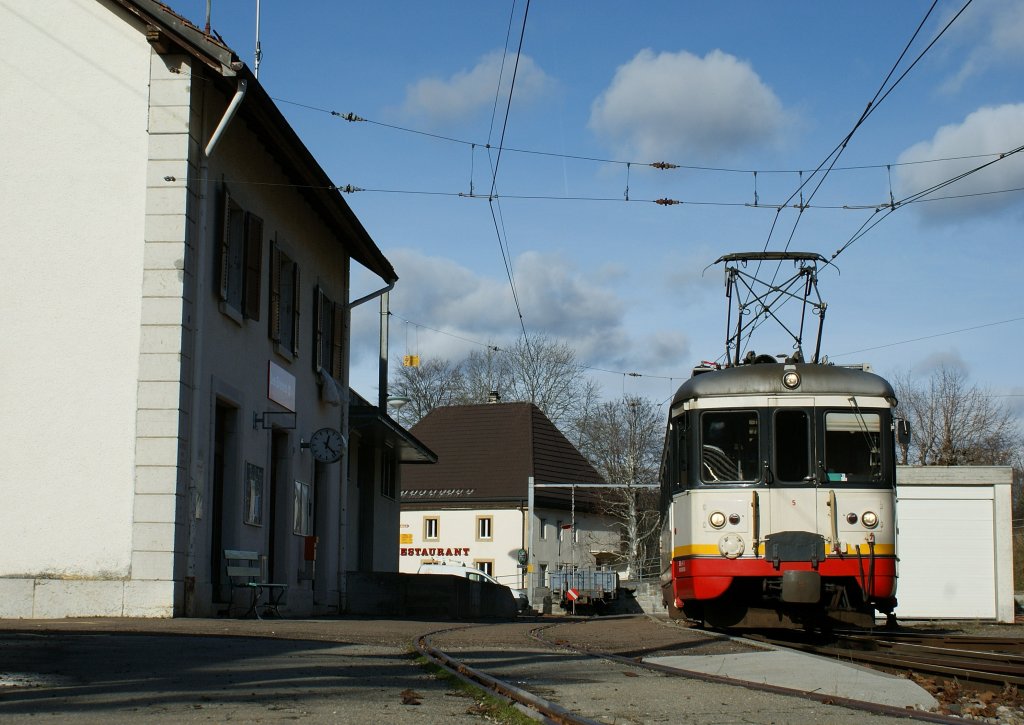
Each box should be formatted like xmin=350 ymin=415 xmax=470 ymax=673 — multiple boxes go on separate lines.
xmin=401 ymin=50 xmax=552 ymax=124
xmin=912 ymin=348 xmax=971 ymax=377
xmin=348 ymin=248 xmax=690 ymax=398
xmin=894 ymin=104 xmax=1024 ymax=221
xmin=588 ymin=49 xmax=788 ymax=162
xmin=940 ymin=0 xmax=1024 ymax=93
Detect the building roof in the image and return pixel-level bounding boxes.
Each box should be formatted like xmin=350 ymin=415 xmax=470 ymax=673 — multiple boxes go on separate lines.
xmin=112 ymin=0 xmax=397 ymax=284
xmin=401 ymin=402 xmax=605 ymax=508
xmin=348 ymin=390 xmax=436 ymax=464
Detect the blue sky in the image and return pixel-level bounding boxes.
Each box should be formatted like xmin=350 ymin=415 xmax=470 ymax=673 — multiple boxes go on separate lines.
xmin=174 ymin=0 xmax=1024 ymax=412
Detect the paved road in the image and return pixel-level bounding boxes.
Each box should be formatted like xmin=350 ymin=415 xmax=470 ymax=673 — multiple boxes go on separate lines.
xmin=0 ymin=616 xmax=950 ymax=724
xmin=0 ymin=619 xmax=490 ymax=723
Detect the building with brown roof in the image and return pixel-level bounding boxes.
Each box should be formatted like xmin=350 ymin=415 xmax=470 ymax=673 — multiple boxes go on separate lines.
xmin=398 ymin=402 xmax=622 ymax=597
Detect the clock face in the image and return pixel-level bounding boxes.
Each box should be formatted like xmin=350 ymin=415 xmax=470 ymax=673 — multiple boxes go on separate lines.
xmin=309 ymin=427 xmax=344 ymax=463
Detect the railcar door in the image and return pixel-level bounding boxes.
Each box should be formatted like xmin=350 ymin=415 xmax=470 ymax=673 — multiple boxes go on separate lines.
xmin=767 ymin=399 xmax=820 ymax=543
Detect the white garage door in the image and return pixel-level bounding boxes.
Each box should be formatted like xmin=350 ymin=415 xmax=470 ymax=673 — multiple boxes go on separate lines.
xmin=895 ymin=496 xmax=995 ymax=619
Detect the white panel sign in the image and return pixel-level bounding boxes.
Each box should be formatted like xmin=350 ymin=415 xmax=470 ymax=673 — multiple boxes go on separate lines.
xmin=267 ymin=360 xmax=296 ymax=411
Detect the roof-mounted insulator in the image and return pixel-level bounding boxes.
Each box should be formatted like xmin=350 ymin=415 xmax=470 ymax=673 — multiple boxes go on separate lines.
xmin=654 ymin=198 xmax=681 ymax=206
xmin=331 ymin=112 xmax=365 ymax=122
xmin=650 ymin=161 xmax=679 ymax=170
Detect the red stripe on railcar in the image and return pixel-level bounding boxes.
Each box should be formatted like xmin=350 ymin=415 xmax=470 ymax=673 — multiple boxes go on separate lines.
xmin=672 ymin=556 xmax=896 ymax=602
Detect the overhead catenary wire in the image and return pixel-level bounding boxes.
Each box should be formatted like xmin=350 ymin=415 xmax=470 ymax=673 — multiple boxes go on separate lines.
xmin=760 ymin=0 xmax=952 ymax=259
xmin=485 ymin=0 xmax=532 ymax=347
xmin=273 ymin=93 xmax=1009 ymax=181
xmin=720 ymin=140 xmax=1024 ymax=364
xmin=157 ymin=171 xmax=1024 ymax=212
xmin=735 ymin=0 xmax=976 ymax=359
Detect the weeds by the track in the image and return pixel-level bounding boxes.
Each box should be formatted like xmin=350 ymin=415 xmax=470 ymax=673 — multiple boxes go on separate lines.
xmin=412 ymin=653 xmax=537 ymax=724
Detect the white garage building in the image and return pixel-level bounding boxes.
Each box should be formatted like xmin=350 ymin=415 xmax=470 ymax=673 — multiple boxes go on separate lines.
xmin=895 ymin=466 xmax=1015 ymax=623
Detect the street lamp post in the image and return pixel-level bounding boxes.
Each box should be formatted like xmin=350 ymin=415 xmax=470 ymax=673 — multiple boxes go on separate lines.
xmin=386 ymin=395 xmax=411 ymax=427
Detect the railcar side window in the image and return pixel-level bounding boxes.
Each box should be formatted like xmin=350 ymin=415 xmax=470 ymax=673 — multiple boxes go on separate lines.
xmin=774 ymin=409 xmax=810 ymax=482
xmin=700 ymin=411 xmax=759 ymax=483
xmin=824 ymin=412 xmax=882 ymax=482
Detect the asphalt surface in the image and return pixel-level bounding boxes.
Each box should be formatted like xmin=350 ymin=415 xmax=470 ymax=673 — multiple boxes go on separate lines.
xmin=0 ymin=618 xmax=490 ymax=724
xmin=0 ymin=616 xmax=951 ymax=724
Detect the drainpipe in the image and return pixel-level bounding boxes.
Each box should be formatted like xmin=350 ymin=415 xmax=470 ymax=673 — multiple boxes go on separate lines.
xmin=337 ymin=280 xmax=395 ymax=610
xmin=205 ymin=78 xmax=247 ymax=157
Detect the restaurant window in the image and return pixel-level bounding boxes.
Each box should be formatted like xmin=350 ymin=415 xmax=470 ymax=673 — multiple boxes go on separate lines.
xmin=476 ymin=516 xmax=493 ymax=541
xmin=424 ymin=517 xmax=439 ymax=541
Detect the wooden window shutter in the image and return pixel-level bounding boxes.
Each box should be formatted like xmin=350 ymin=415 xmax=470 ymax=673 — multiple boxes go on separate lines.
xmin=291 ymin=264 xmax=301 ymax=357
xmin=218 ymin=188 xmax=232 ymax=300
xmin=269 ymin=240 xmax=281 ymax=342
xmin=243 ymin=213 xmax=263 ymax=320
xmin=313 ymin=286 xmax=324 ymax=372
xmin=331 ymin=303 xmax=344 ymax=380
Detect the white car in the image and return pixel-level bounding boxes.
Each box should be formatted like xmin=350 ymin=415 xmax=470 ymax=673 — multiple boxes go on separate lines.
xmin=417 ymin=563 xmax=529 ymax=611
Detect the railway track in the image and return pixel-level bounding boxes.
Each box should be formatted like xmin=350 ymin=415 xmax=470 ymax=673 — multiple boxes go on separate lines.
xmin=746 ymin=629 xmax=1024 ymax=691
xmin=415 ymin=616 xmax=973 ymax=724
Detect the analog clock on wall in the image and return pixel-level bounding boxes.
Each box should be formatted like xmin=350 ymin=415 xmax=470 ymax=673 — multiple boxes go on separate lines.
xmin=307 ymin=427 xmax=344 ymax=463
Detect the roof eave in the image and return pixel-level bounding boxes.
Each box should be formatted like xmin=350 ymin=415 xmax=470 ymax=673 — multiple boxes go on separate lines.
xmin=113 ymin=0 xmax=398 ymax=285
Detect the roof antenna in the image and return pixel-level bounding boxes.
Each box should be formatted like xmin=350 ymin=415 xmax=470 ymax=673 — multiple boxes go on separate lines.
xmin=254 ymin=0 xmax=262 ymax=78
xmin=204 ymin=0 xmax=211 ymax=35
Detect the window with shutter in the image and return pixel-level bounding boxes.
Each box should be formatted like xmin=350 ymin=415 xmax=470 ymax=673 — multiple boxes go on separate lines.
xmin=313 ymin=286 xmax=326 ymax=373
xmin=220 ymin=192 xmax=245 ymax=312
xmin=331 ymin=304 xmax=344 ymax=380
xmin=242 ymin=214 xmax=263 ymax=320
xmin=269 ymin=242 xmax=281 ymax=341
xmin=313 ymin=285 xmax=344 ymax=380
xmin=217 ymin=186 xmax=267 ymax=324
xmin=380 ymin=454 xmax=396 ymax=500
xmin=269 ymin=240 xmax=300 ymax=356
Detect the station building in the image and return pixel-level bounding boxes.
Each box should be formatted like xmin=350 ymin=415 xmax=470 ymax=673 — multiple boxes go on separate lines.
xmin=398 ymin=402 xmax=622 ymax=596
xmin=0 ymin=0 xmax=433 ymax=618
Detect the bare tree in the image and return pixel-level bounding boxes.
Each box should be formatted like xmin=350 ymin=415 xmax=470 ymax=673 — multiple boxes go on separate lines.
xmin=458 ymin=346 xmax=506 ymax=404
xmin=388 ymin=333 xmax=599 ymax=435
xmin=575 ymin=395 xmax=664 ymax=579
xmin=501 ymin=334 xmax=599 ymax=431
xmin=389 ymin=358 xmax=464 ymax=425
xmin=892 ymin=366 xmax=1022 ymax=466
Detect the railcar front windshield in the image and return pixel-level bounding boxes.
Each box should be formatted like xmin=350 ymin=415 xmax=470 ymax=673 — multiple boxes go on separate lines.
xmin=824 ymin=411 xmax=883 ymax=483
xmin=700 ymin=410 xmax=759 ymax=483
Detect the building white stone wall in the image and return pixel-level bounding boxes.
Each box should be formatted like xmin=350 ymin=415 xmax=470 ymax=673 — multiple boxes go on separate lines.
xmin=0 ymin=0 xmax=402 ymax=618
xmin=1 ymin=0 xmax=152 ymax=615
xmin=399 ymin=506 xmax=621 ymax=591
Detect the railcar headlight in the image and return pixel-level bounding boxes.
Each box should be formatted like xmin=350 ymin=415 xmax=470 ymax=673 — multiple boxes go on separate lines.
xmin=709 ymin=511 xmax=726 ymax=529
xmin=719 ymin=534 xmax=745 ymax=559
xmin=861 ymin=511 xmax=879 ymax=529
xmin=846 ymin=513 xmax=858 ymax=525
xmin=782 ymin=370 xmax=801 ymax=389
